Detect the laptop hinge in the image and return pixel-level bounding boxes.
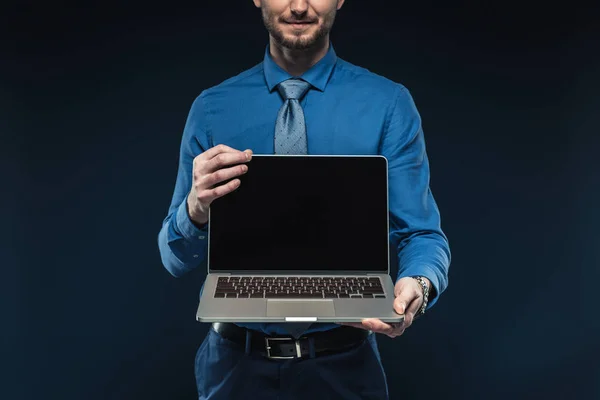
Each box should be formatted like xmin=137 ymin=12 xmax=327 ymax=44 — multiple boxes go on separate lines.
xmin=209 ymin=271 xmax=387 ymax=275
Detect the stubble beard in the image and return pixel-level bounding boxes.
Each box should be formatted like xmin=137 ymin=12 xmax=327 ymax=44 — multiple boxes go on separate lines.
xmin=261 ymin=7 xmax=337 ymax=50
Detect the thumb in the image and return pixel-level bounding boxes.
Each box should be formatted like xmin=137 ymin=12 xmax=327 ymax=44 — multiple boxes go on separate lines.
xmin=394 ymin=292 xmax=412 ymax=315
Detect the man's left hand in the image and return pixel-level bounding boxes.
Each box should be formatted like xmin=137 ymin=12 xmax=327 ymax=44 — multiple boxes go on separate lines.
xmin=337 ymin=276 xmax=430 ymax=338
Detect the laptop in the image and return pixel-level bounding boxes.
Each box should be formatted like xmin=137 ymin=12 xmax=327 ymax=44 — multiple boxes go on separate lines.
xmin=195 ymin=155 xmax=403 ymax=324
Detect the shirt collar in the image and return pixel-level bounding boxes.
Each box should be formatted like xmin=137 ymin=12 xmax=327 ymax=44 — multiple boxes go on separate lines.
xmin=263 ymin=42 xmax=338 ymax=93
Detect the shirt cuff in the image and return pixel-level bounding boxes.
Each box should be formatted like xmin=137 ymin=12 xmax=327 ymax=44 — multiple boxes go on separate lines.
xmin=175 ymin=198 xmax=208 ymax=241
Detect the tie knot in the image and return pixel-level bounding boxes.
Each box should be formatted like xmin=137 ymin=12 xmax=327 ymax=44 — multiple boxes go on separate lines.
xmin=277 ymin=78 xmax=312 ymax=100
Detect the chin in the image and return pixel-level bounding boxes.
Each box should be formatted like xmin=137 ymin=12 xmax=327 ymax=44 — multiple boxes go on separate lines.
xmin=277 ymin=32 xmax=318 ymax=50
xmin=288 ymin=33 xmax=313 ymax=42
xmin=283 ymin=39 xmax=317 ymax=50
xmin=269 ymin=23 xmax=326 ymax=50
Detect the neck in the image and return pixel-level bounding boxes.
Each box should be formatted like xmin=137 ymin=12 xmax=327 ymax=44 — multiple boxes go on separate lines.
xmin=269 ymin=36 xmax=330 ymax=77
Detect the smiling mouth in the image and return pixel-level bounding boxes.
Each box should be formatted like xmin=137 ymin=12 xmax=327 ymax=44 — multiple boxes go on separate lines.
xmin=284 ymin=20 xmax=316 ymax=25
xmin=285 ymin=21 xmax=315 ymax=29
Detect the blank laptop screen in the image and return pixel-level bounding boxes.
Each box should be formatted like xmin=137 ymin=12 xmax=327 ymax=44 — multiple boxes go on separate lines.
xmin=208 ymin=155 xmax=389 ymax=272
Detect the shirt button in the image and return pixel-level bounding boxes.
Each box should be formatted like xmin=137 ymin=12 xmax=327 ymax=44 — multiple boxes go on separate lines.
xmin=193 ymin=254 xmax=199 ymax=258
xmin=198 ymin=235 xmax=205 ymax=240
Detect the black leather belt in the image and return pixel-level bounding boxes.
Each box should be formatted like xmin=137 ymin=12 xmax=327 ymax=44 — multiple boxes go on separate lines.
xmin=211 ymin=322 xmax=370 ymax=360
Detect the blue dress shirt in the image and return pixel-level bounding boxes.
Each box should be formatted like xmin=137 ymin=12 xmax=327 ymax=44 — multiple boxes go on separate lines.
xmin=158 ymin=43 xmax=451 ymax=336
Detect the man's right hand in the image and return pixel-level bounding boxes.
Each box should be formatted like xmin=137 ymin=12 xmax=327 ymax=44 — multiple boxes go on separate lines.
xmin=186 ymin=144 xmax=253 ymax=226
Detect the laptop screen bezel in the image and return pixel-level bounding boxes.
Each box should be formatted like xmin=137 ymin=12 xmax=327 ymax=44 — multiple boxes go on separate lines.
xmin=206 ymin=154 xmax=390 ymax=275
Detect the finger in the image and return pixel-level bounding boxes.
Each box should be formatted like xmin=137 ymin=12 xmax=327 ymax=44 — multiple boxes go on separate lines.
xmin=198 ymin=178 xmax=242 ymax=204
xmin=194 ymin=145 xmax=252 ymax=173
xmin=337 ymin=319 xmax=387 ymax=333
xmin=363 ymin=318 xmax=395 ymax=336
xmin=382 ymin=322 xmax=402 ymax=338
xmin=202 ymin=164 xmax=249 ymax=189
xmin=198 ymin=144 xmax=245 ymax=161
xmin=402 ymin=296 xmax=422 ymax=328
xmin=337 ymin=319 xmax=376 ymax=331
xmin=338 ymin=320 xmax=399 ymax=338
xmin=203 ymin=151 xmax=252 ymax=174
xmin=336 ymin=322 xmax=369 ymax=330
xmin=391 ymin=325 xmax=406 ymax=338
xmin=393 ymin=286 xmax=421 ymax=316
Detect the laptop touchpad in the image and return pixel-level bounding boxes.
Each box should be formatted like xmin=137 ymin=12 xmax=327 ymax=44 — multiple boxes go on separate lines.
xmin=266 ymin=300 xmax=335 ymax=317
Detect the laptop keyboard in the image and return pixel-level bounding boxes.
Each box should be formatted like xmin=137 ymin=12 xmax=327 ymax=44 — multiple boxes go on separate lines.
xmin=213 ymin=276 xmax=386 ymax=299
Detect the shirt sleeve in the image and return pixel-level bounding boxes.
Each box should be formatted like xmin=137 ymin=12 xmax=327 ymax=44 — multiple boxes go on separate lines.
xmin=380 ymin=86 xmax=451 ymax=309
xmin=158 ymin=94 xmax=212 ymax=278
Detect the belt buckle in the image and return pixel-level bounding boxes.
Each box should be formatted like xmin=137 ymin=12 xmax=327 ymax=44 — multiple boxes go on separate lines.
xmin=265 ymin=337 xmax=302 ymax=359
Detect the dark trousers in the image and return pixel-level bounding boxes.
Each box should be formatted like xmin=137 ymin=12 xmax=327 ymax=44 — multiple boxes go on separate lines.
xmin=194 ymin=327 xmax=389 ymax=399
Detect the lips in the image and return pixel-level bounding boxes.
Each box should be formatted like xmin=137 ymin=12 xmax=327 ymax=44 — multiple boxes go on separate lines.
xmin=285 ymin=21 xmax=315 ymax=30
xmin=283 ymin=20 xmax=316 ymax=25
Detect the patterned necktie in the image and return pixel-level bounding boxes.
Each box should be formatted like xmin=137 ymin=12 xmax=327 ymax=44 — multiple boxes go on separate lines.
xmin=274 ymin=78 xmax=312 ymax=155
xmin=273 ymin=78 xmax=314 ymax=338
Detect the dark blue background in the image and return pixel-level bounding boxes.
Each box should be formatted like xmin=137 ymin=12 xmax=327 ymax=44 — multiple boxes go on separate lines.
xmin=5 ymin=1 xmax=600 ymax=399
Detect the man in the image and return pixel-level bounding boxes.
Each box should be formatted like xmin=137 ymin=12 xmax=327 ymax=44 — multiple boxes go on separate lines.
xmin=158 ymin=0 xmax=451 ymax=398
